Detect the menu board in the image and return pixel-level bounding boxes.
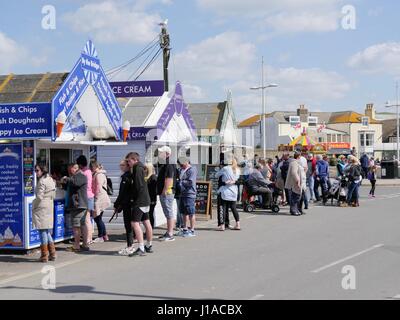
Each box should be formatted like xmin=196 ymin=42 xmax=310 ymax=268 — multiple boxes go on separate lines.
xmin=0 ymin=143 xmax=24 ymax=249
xmin=205 ymin=164 xmax=220 ymax=203
xmin=23 ymin=140 xmax=34 ymax=196
xmin=195 ymin=181 xmax=212 ymax=220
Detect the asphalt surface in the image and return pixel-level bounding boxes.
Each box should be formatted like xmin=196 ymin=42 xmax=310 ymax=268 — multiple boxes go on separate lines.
xmin=1 ymin=186 xmax=400 ymax=300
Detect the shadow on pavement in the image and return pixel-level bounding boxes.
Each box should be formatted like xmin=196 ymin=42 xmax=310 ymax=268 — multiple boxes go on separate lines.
xmin=0 ymin=285 xmax=213 ymax=300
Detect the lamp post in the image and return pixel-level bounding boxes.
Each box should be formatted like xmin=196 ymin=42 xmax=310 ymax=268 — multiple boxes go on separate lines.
xmin=250 ymin=57 xmax=278 ymax=159
xmin=385 ymin=81 xmax=400 ymax=161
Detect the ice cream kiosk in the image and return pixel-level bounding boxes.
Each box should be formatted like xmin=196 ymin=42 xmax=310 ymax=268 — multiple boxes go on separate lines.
xmin=0 ymin=40 xmax=124 ymax=251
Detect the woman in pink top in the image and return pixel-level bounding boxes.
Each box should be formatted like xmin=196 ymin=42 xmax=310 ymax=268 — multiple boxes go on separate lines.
xmin=77 ymin=155 xmax=94 ymax=245
xmin=90 ymin=161 xmax=111 ymax=242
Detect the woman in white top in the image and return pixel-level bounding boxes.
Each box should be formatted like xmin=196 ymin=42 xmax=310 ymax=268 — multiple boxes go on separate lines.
xmin=216 ymin=158 xmax=241 ymax=231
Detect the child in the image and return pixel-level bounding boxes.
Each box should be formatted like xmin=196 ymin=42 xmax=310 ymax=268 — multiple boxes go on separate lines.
xmin=368 ymin=165 xmax=377 ymax=198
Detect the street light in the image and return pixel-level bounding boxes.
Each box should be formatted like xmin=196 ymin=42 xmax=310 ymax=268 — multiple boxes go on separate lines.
xmin=250 ymin=56 xmax=278 ymax=159
xmin=385 ymin=81 xmax=400 ymax=161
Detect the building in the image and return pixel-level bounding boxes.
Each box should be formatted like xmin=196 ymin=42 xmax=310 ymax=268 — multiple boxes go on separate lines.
xmin=187 ymin=92 xmax=252 ymax=167
xmin=238 ymin=104 xmax=383 ymax=157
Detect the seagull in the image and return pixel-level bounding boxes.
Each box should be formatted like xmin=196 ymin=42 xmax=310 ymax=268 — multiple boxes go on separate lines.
xmin=158 ymin=19 xmax=168 ymax=27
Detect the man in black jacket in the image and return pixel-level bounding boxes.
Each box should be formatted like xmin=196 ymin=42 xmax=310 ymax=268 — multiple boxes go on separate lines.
xmin=125 ymin=152 xmax=153 ymax=256
xmin=114 ymin=159 xmax=135 ymax=255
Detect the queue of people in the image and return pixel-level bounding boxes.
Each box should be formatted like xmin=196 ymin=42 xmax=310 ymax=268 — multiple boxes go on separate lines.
xmin=31 ymin=146 xmax=378 ymax=263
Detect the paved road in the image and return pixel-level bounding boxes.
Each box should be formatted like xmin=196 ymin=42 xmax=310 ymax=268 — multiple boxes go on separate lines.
xmin=1 ymin=186 xmax=400 ymax=300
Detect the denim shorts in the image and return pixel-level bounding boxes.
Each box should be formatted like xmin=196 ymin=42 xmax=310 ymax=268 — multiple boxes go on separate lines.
xmin=160 ymin=194 xmax=176 ymax=220
xmin=87 ymin=198 xmax=94 ymax=211
xmin=179 ymin=197 xmax=196 ymax=216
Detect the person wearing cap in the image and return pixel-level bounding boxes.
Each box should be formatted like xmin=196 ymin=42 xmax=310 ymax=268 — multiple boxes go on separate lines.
xmin=156 ymin=146 xmax=177 ymax=242
xmin=176 ymin=157 xmax=198 ymax=237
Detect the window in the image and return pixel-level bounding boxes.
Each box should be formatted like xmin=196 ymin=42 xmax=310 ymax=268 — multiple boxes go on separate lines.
xmin=361 ymin=117 xmax=369 ymax=126
xmin=366 ymin=133 xmax=374 ymax=146
xmin=360 ymin=134 xmax=365 ymax=147
xmin=318 ymin=137 xmax=324 ymax=143
xmin=289 ymin=116 xmax=300 ymax=127
xmin=337 ymin=135 xmax=342 ymax=142
xmin=327 ymin=134 xmax=332 ymax=142
xmin=308 ymin=116 xmax=318 ymax=127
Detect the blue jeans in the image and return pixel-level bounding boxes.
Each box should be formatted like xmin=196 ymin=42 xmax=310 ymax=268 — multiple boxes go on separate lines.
xmin=39 ymin=229 xmax=54 ymax=245
xmin=307 ymin=176 xmax=315 ymax=201
xmin=347 ymin=182 xmax=359 ymax=204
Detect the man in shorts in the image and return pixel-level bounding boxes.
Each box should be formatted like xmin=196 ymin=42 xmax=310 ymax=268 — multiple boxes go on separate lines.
xmin=62 ymin=164 xmax=89 ymax=252
xmin=177 ymin=157 xmax=197 ymax=237
xmin=125 ymin=152 xmax=153 ymax=256
xmin=156 ymin=146 xmax=177 ymax=242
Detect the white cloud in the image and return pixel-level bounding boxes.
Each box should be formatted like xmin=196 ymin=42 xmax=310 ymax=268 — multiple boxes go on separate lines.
xmin=173 ymin=32 xmax=256 ymax=81
xmin=348 ymin=42 xmax=400 ymax=76
xmin=63 ymin=1 xmax=162 ymax=44
xmin=264 ymin=11 xmax=338 ymax=33
xmin=0 ymin=32 xmax=25 ymax=73
xmin=181 ymin=83 xmax=206 ymax=101
xmin=229 ymin=66 xmax=352 ymax=120
xmin=197 ymin=0 xmax=342 ymax=33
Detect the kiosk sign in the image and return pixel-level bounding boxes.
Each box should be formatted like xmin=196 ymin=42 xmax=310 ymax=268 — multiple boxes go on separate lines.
xmin=52 ymin=40 xmax=122 ymax=140
xmin=109 ymin=80 xmax=165 ymax=98
xmin=0 ymin=143 xmax=24 ymax=249
xmin=0 ymin=103 xmax=52 ymax=139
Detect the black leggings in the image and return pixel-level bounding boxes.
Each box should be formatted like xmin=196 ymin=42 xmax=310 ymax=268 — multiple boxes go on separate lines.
xmin=369 ymin=180 xmax=376 ymax=195
xmin=223 ymin=200 xmax=240 ymax=224
xmin=149 ymin=203 xmax=156 ymax=229
xmin=94 ymin=212 xmax=107 ymax=237
xmin=122 ymin=207 xmax=134 ymax=247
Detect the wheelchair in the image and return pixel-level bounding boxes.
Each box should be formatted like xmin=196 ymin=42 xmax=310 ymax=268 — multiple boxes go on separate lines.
xmin=241 ymin=182 xmax=280 ymax=214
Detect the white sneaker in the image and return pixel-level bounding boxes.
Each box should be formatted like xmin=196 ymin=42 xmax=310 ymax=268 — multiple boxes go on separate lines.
xmin=93 ymin=237 xmax=104 ymax=243
xmin=118 ymin=247 xmax=134 ymax=256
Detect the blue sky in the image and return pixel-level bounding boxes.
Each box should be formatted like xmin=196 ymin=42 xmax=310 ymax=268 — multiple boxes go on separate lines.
xmin=1 ymin=0 xmax=400 ymax=121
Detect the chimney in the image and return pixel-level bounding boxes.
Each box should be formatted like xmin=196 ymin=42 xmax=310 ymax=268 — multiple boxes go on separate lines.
xmin=297 ymin=104 xmax=308 ymax=122
xmin=365 ymin=103 xmax=375 ymax=120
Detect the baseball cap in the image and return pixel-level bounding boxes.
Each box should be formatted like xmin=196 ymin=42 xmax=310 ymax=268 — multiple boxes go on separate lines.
xmin=158 ymin=145 xmax=172 ymax=154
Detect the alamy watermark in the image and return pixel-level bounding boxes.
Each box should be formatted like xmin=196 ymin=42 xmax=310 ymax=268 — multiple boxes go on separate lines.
xmin=341 ymin=265 xmax=356 ymax=290
xmin=341 ymin=5 xmax=356 ymax=30
xmin=41 ymin=265 xmax=56 ymax=290
xmin=41 ymin=5 xmax=56 ymax=30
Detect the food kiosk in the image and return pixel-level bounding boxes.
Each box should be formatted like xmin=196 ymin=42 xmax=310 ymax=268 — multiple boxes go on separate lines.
xmin=0 ymin=40 xmax=124 ymax=251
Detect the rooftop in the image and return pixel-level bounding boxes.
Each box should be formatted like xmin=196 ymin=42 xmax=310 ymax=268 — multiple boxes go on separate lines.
xmin=0 ymin=73 xmax=67 ymax=103
xmin=187 ymin=102 xmax=227 ymax=130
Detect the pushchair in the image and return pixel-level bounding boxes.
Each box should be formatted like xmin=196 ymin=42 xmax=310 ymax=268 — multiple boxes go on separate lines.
xmin=241 ymin=181 xmax=280 ymax=213
xmin=326 ymin=176 xmax=348 ymax=206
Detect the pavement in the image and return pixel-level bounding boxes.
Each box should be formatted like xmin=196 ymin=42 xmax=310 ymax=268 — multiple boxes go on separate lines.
xmin=1 ymin=185 xmax=400 ymax=300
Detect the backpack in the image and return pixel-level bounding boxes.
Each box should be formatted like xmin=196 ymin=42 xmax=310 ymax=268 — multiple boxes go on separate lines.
xmin=102 ymin=175 xmax=113 ymax=196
